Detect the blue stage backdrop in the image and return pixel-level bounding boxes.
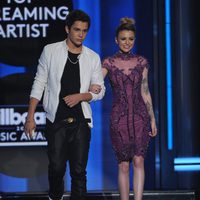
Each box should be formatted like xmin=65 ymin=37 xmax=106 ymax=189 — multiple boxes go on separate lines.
xmin=0 ymin=0 xmax=73 ymax=192
xmin=2 ymin=0 xmax=199 ymax=194
xmin=0 ymin=0 xmax=158 ymax=193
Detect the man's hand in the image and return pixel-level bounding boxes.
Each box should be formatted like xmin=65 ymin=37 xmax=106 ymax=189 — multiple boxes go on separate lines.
xmin=63 ymin=94 xmax=82 ymax=107
xmin=24 ymin=118 xmax=36 ymax=139
xmin=89 ymin=84 xmax=102 ymax=94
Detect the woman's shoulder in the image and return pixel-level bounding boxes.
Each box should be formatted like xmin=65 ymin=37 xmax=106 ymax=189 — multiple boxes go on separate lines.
xmin=134 ymin=54 xmax=148 ymax=62
xmin=103 ymin=52 xmax=121 ymax=61
xmin=102 ymin=54 xmax=114 ymax=64
xmin=135 ymin=54 xmax=149 ymax=65
xmin=134 ymin=54 xmax=150 ymax=69
xmin=102 ymin=54 xmax=116 ymax=70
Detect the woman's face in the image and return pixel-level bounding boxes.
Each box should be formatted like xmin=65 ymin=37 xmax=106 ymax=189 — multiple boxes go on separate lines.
xmin=116 ymin=30 xmax=135 ymax=53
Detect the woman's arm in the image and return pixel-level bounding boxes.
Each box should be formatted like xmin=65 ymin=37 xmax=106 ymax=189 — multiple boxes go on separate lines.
xmin=89 ymin=68 xmax=108 ymax=93
xmin=102 ymin=68 xmax=108 ymax=78
xmin=141 ymin=67 xmax=157 ymax=137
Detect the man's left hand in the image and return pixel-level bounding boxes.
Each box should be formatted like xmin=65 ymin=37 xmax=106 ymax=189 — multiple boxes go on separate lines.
xmin=63 ymin=94 xmax=82 ymax=107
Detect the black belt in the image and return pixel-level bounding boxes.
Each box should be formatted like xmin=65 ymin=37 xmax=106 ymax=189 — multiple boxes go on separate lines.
xmin=62 ymin=117 xmax=91 ymax=124
xmin=50 ymin=117 xmax=91 ymax=131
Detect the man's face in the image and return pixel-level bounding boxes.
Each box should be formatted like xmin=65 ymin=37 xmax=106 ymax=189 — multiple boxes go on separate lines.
xmin=66 ymin=21 xmax=89 ymax=47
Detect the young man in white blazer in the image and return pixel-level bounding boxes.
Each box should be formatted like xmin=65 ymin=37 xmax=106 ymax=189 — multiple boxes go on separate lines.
xmin=24 ymin=9 xmax=105 ymax=200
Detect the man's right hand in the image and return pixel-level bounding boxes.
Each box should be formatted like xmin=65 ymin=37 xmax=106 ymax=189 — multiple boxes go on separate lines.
xmin=24 ymin=119 xmax=36 ymax=139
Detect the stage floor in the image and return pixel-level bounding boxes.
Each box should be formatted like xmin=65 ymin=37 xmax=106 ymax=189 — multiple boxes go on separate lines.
xmin=0 ymin=190 xmax=197 ymax=200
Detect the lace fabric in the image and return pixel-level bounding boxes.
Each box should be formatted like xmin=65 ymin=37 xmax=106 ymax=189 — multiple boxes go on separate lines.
xmin=103 ymin=51 xmax=151 ymax=163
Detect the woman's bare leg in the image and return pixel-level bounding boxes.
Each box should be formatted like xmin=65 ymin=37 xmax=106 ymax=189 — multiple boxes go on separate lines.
xmin=118 ymin=161 xmax=130 ymax=200
xmin=133 ymin=156 xmax=145 ymax=200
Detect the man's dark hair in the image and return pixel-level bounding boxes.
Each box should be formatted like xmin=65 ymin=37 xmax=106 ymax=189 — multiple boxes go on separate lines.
xmin=65 ymin=9 xmax=91 ymax=30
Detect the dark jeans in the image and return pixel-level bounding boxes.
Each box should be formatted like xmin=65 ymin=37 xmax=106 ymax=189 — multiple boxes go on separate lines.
xmin=45 ymin=119 xmax=91 ymax=200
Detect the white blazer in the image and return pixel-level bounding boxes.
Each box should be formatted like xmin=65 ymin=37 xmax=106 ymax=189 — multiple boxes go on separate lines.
xmin=30 ymin=40 xmax=105 ymax=127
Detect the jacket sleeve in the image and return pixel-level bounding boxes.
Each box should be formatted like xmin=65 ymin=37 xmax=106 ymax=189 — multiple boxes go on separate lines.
xmin=30 ymin=46 xmax=49 ymax=101
xmin=89 ymin=55 xmax=106 ymax=101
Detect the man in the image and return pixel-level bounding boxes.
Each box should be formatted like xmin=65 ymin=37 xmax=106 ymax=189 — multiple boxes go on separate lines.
xmin=24 ymin=9 xmax=105 ymax=200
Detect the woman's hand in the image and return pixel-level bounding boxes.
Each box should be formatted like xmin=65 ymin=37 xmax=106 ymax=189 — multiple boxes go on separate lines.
xmin=149 ymin=119 xmax=157 ymax=137
xmin=89 ymin=84 xmax=102 ymax=94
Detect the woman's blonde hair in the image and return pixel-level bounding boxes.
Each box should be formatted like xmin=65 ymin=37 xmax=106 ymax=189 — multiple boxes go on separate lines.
xmin=116 ymin=17 xmax=136 ymax=37
xmin=120 ymin=17 xmax=135 ymax=26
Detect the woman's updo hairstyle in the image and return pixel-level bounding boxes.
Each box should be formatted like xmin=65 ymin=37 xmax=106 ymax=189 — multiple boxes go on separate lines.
xmin=116 ymin=17 xmax=136 ymax=37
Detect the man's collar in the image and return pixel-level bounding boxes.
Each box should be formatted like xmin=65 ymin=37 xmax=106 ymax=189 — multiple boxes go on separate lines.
xmin=64 ymin=39 xmax=85 ymax=54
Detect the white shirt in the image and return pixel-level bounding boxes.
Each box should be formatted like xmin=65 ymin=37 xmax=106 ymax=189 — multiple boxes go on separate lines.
xmin=30 ymin=40 xmax=105 ymax=127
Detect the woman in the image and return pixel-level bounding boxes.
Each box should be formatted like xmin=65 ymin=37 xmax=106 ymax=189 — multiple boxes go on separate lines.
xmin=91 ymin=17 xmax=157 ymax=200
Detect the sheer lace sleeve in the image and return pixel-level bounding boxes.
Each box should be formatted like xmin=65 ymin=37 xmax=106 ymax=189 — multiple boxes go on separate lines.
xmin=139 ymin=56 xmax=150 ymax=70
xmin=102 ymin=57 xmax=110 ymax=71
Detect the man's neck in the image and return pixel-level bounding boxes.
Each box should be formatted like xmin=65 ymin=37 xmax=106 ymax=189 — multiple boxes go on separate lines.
xmin=66 ymin=39 xmax=82 ymax=54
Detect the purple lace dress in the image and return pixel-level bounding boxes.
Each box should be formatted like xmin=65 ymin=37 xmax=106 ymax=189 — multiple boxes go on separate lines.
xmin=103 ymin=52 xmax=151 ymax=163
